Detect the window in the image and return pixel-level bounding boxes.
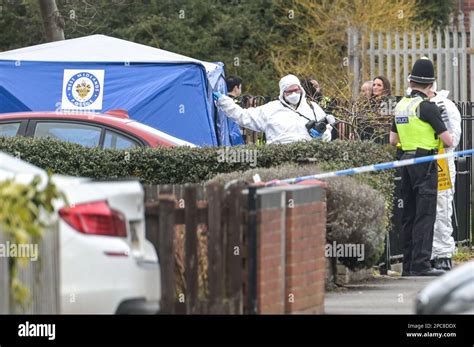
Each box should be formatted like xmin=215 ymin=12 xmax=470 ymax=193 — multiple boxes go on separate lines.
xmin=34 ymin=122 xmax=101 ymax=148
xmin=103 ymin=130 xmax=139 ymax=150
xmin=0 ymin=122 xmax=21 ymax=137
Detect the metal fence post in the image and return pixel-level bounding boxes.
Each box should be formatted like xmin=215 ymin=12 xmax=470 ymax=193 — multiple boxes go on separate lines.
xmin=454 ymin=157 xmax=471 ymax=245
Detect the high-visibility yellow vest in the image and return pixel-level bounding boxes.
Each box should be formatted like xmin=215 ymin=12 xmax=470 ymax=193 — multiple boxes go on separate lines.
xmin=394 ymin=96 xmax=441 ymax=151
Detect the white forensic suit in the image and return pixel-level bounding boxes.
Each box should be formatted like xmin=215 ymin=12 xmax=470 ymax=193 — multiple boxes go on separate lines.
xmin=431 ymin=90 xmax=462 ymax=262
xmin=215 ymin=74 xmax=332 ymax=144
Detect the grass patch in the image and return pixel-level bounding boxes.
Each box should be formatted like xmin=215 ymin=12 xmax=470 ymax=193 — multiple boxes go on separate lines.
xmin=452 ymin=246 xmax=474 ymax=263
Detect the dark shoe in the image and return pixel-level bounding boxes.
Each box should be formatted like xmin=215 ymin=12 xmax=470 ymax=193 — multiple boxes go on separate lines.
xmin=432 ymin=258 xmax=453 ymax=271
xmin=412 ymin=268 xmax=446 ymax=276
xmin=440 ymin=258 xmax=452 ymax=271
xmin=431 ymin=258 xmax=443 ymax=270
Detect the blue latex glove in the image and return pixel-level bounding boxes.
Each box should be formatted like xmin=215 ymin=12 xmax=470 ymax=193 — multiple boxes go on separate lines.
xmin=308 ymin=128 xmax=323 ymax=138
xmin=213 ymin=92 xmax=223 ymax=101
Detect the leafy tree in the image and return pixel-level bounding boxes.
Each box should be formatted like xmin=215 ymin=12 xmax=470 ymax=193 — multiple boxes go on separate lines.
xmin=0 ymin=0 xmax=44 ymax=51
xmin=54 ymin=0 xmax=282 ymax=95
xmin=414 ymin=0 xmax=457 ymax=28
xmin=270 ymin=0 xmax=419 ymax=99
xmin=0 ymin=0 xmax=461 ymax=96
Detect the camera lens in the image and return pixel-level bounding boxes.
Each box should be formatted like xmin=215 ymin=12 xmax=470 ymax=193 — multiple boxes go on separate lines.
xmin=314 ymin=121 xmax=327 ymax=133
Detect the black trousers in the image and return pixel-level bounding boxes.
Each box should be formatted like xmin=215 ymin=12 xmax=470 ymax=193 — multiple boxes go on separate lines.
xmin=400 ymin=152 xmax=438 ymax=273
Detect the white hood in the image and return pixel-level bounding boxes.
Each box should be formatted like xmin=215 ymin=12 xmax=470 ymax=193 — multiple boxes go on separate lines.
xmin=430 ymin=81 xmax=450 ymax=98
xmin=278 ymin=74 xmax=305 ymax=106
xmin=436 ymin=90 xmax=450 ymax=98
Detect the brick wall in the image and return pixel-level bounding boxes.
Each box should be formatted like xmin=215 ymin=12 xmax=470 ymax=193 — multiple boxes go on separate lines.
xmin=257 ymin=207 xmax=285 ymax=314
xmin=461 ymin=0 xmax=474 ymax=30
xmin=255 ymin=184 xmax=326 ymax=314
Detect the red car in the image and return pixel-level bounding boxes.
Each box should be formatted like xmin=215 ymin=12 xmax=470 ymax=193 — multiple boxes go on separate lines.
xmin=0 ymin=110 xmax=196 ymax=149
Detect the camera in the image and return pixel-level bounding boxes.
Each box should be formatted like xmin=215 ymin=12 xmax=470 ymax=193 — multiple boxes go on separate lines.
xmin=305 ymin=114 xmax=336 ymax=138
xmin=306 ymin=120 xmax=327 ymax=138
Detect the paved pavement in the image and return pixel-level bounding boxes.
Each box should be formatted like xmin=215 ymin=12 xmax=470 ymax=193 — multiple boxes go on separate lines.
xmin=324 ymin=275 xmax=435 ymax=314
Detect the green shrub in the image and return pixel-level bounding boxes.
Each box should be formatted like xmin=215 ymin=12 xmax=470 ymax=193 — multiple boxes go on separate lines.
xmin=0 ymin=136 xmax=394 ymax=186
xmin=209 ymin=163 xmax=387 ymax=270
xmin=0 ymin=174 xmax=63 ymax=308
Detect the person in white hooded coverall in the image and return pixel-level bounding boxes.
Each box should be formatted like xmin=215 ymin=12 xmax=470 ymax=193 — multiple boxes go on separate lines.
xmin=213 ymin=74 xmax=333 ymax=144
xmin=428 ymin=87 xmax=462 ymax=270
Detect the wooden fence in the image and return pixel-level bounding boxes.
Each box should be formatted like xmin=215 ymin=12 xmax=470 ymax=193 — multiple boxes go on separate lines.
xmin=0 ymin=224 xmax=60 ymax=314
xmin=144 ymin=182 xmax=250 ymax=314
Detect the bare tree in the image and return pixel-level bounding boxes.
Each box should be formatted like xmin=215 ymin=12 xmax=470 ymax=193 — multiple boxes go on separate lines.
xmin=39 ymin=0 xmax=65 ymax=42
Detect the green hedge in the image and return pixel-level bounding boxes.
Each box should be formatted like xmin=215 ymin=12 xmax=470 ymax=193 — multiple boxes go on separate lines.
xmin=0 ymin=135 xmax=395 ymax=212
xmin=0 ymin=136 xmax=394 ymax=186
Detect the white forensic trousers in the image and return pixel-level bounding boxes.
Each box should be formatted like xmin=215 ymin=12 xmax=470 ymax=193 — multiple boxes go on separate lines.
xmin=432 ymin=153 xmax=456 ymax=259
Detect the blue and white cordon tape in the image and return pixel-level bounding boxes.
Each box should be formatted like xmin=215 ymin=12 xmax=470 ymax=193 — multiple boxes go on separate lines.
xmin=253 ymin=148 xmax=474 ymax=185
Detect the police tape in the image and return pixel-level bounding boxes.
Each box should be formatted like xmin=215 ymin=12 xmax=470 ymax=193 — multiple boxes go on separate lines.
xmin=253 ymin=148 xmax=474 ymax=185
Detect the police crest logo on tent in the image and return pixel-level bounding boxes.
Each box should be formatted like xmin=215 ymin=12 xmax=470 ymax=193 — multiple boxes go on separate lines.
xmin=61 ymin=69 xmax=105 ymax=110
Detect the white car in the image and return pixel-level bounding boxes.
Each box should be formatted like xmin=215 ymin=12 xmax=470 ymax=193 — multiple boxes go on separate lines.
xmin=0 ymin=151 xmax=161 ymax=314
xmin=416 ymin=260 xmax=474 ymax=314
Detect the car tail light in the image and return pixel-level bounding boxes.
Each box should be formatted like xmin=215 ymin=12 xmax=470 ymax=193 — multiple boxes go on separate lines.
xmin=59 ymin=201 xmax=127 ymax=237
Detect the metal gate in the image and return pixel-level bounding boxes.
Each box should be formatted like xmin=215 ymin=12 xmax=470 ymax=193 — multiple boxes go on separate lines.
xmin=453 ymin=101 xmax=472 ymax=246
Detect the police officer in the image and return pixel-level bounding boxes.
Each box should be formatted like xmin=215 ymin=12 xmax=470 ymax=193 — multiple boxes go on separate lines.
xmin=390 ymin=58 xmax=453 ymax=277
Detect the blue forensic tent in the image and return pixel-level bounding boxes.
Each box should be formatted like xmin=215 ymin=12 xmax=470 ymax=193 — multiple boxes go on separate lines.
xmin=0 ymin=35 xmax=243 ymax=146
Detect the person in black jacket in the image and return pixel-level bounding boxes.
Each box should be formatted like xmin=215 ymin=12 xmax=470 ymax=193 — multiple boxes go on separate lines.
xmin=225 ymin=75 xmax=242 ymax=99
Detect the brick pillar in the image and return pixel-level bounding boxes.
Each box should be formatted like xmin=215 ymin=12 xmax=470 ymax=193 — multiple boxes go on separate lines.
xmin=256 ymin=206 xmax=285 ymax=314
xmin=285 ymin=185 xmax=326 ymax=314
xmin=254 ymin=184 xmax=326 ymax=314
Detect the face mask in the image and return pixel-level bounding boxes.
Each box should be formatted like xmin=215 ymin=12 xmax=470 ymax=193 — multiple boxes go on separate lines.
xmin=285 ymin=92 xmax=301 ymax=105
